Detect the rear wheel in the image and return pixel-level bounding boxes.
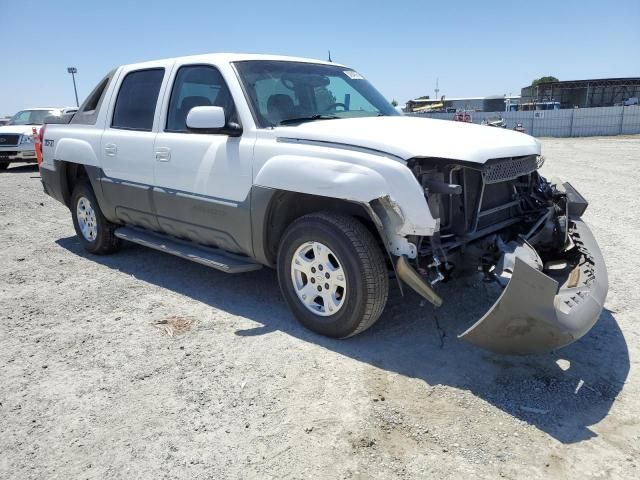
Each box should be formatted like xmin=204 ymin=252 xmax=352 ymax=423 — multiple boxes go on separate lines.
xmin=277 ymin=212 xmax=389 ymax=338
xmin=71 ymin=181 xmax=121 ymax=254
xmin=0 ymin=163 xmax=9 ymax=171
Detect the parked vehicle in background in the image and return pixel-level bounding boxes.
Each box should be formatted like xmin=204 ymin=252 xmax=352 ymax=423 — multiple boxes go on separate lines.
xmin=0 ymin=108 xmax=76 ymax=171
xmin=39 ymin=53 xmax=607 ymax=355
xmin=513 ymin=122 xmax=526 ymax=133
xmin=481 ymin=115 xmax=506 ymax=128
xmin=453 ymin=110 xmax=473 ymax=122
xmin=0 ymin=117 xmax=11 ymax=126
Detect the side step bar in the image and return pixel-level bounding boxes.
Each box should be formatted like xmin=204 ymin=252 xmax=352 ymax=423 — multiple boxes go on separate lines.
xmin=114 ymin=227 xmax=263 ymax=274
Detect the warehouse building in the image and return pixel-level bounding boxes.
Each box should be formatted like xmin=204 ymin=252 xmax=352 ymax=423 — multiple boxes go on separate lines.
xmin=405 ymin=95 xmax=520 ymax=113
xmin=520 ymin=77 xmax=640 ymax=109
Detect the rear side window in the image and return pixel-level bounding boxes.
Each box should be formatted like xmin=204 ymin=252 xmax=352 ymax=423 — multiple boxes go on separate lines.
xmin=111 ymin=68 xmax=164 ymax=131
xmin=71 ymin=69 xmax=115 ymax=125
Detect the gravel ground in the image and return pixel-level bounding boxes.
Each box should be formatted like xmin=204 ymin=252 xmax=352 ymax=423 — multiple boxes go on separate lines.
xmin=1 ymin=136 xmax=639 ymax=479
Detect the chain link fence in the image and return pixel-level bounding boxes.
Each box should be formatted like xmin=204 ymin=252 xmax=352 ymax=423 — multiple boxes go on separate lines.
xmin=409 ymin=105 xmax=640 ymax=137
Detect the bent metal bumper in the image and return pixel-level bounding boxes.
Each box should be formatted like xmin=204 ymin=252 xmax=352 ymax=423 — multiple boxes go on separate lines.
xmin=459 ymin=219 xmax=608 ymax=355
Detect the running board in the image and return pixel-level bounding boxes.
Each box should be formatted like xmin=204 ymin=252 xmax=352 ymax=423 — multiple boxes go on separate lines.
xmin=114 ymin=227 xmax=263 ymax=274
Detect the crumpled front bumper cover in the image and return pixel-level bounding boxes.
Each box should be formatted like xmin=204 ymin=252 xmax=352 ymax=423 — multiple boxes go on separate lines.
xmin=459 ymin=219 xmax=608 ymax=355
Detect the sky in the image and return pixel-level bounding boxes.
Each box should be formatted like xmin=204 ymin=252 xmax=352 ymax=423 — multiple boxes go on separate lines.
xmin=1 ymin=0 xmax=639 ymax=116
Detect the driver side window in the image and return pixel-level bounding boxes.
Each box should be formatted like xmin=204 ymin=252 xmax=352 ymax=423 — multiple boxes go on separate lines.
xmin=166 ymin=65 xmax=236 ymax=133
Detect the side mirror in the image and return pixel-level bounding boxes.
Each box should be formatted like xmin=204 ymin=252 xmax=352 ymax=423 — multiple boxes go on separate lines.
xmin=186 ymin=106 xmax=242 ymax=136
xmin=186 ymin=106 xmax=226 ymax=130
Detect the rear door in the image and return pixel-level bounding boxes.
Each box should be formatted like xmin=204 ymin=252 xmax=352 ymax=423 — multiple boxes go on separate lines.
xmin=100 ymin=64 xmax=172 ymax=230
xmin=151 ymin=63 xmax=254 ymax=254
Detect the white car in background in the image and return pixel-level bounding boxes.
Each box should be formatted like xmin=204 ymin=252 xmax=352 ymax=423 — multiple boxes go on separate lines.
xmin=0 ymin=107 xmax=76 ymax=171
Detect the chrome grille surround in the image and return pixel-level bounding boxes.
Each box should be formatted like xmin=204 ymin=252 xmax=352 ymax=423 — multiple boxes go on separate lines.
xmin=482 ymin=155 xmax=538 ymax=184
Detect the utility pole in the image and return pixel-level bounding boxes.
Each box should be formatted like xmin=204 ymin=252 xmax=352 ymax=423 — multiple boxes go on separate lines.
xmin=327 ymin=50 xmax=332 ymax=62
xmin=435 ymin=78 xmax=440 ymax=99
xmin=67 ymin=67 xmax=79 ymax=107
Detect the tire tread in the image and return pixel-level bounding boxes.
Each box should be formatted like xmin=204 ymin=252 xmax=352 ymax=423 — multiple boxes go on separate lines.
xmin=71 ymin=180 xmax=121 ymax=254
xmin=283 ymin=211 xmax=388 ymax=337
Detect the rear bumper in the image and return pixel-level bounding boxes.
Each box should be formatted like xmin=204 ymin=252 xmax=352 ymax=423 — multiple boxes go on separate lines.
xmin=459 ymin=219 xmax=608 ymax=355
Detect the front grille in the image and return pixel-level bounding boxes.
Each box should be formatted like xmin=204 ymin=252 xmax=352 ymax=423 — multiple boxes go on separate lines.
xmin=482 ymin=155 xmax=538 ymax=184
xmin=0 ymin=134 xmax=20 ymax=146
xmin=412 ymin=155 xmax=540 ymax=241
xmin=443 ymin=157 xmax=539 ymax=235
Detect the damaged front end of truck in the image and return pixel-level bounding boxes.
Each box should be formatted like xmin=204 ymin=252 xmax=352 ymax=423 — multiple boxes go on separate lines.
xmin=395 ymin=154 xmax=608 ymax=355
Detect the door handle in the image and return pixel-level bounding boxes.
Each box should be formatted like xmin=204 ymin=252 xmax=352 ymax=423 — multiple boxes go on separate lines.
xmin=104 ymin=143 xmax=117 ymax=156
xmin=155 ymin=147 xmax=171 ymax=162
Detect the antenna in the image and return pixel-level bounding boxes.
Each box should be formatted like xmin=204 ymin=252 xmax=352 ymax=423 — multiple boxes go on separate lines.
xmin=435 ymin=78 xmax=440 ymax=100
xmin=328 ymin=50 xmax=332 ymax=62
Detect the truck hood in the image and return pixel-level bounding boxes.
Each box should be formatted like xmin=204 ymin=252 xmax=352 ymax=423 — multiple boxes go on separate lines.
xmin=0 ymin=125 xmax=40 ymax=135
xmin=275 ymin=116 xmax=540 ymax=163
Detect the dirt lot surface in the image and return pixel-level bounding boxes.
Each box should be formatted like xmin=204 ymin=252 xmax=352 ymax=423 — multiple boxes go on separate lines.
xmin=1 ymin=136 xmax=639 ymax=479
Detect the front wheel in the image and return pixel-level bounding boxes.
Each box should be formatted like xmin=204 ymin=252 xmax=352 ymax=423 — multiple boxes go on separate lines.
xmin=277 ymin=212 xmax=389 ymax=338
xmin=71 ymin=181 xmax=121 ymax=254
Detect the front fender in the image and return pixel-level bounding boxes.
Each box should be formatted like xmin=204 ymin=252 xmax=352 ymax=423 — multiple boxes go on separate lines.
xmin=254 ymin=154 xmax=437 ymax=237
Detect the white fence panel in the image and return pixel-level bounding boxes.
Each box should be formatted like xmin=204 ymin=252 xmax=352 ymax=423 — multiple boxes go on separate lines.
xmin=410 ymin=105 xmax=640 ymax=138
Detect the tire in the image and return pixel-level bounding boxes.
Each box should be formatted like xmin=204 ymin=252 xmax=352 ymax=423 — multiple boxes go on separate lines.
xmin=277 ymin=212 xmax=389 ymax=338
xmin=70 ymin=180 xmax=121 ymax=254
xmin=0 ymin=163 xmax=9 ymax=171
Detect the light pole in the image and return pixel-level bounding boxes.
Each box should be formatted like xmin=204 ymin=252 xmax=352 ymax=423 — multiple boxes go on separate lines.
xmin=67 ymin=67 xmax=79 ymax=107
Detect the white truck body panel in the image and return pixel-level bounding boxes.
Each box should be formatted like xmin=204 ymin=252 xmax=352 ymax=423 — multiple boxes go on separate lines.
xmin=272 ymin=115 xmax=541 ymax=163
xmin=252 ymin=131 xmax=437 ymax=236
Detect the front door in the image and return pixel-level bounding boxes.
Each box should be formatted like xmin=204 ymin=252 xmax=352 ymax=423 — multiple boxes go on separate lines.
xmin=152 ymin=64 xmax=254 ymax=255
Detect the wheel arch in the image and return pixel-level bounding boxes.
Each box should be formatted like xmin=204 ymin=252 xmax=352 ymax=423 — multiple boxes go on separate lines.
xmin=57 ymin=161 xmax=87 ymax=207
xmin=251 ymin=188 xmax=391 ymax=269
xmin=253 ymin=153 xmax=437 ymax=239
xmin=54 ymin=161 xmax=111 ymax=218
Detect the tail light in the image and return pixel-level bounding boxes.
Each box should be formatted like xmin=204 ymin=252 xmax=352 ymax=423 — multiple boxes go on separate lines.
xmin=36 ymin=124 xmax=45 ymax=167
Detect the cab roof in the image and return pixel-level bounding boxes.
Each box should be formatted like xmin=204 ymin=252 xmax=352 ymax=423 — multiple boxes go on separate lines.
xmin=120 ymin=52 xmax=345 ymax=70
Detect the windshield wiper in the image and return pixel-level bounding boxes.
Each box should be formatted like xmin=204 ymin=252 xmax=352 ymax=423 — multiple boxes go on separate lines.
xmin=278 ymin=115 xmax=339 ymax=126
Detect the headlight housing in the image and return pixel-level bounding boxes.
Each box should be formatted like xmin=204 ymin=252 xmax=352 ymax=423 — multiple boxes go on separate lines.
xmin=20 ymin=134 xmax=34 ymax=145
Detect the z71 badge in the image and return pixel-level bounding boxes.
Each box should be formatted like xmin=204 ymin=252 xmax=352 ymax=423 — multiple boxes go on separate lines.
xmin=44 ymin=139 xmax=54 ymax=147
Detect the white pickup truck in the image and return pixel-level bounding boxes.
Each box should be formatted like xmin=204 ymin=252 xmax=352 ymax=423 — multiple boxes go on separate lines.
xmin=40 ymin=53 xmax=607 ymax=354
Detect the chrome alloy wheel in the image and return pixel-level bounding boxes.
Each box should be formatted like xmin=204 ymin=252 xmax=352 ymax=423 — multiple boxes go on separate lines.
xmin=290 ymin=241 xmax=347 ymax=316
xmin=76 ymin=196 xmax=98 ymax=242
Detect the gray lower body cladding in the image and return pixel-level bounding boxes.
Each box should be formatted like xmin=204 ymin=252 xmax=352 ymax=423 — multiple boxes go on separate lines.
xmin=40 ymin=163 xmax=68 ymax=205
xmin=41 ymin=162 xmax=257 ymax=257
xmin=459 ymin=218 xmax=608 ymax=355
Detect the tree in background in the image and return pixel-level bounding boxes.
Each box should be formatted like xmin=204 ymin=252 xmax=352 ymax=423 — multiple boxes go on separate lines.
xmin=391 ymin=99 xmax=398 ymax=107
xmin=532 ymin=76 xmax=559 ymax=86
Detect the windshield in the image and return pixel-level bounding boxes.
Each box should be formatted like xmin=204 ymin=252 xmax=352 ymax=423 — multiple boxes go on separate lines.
xmin=9 ymin=109 xmax=59 ymax=125
xmin=234 ymin=61 xmax=399 ymax=127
